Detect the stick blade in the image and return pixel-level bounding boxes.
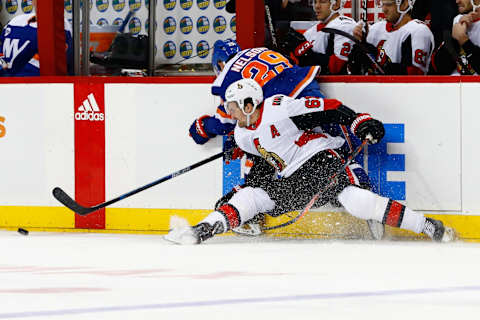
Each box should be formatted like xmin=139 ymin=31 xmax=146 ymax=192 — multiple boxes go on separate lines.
xmin=52 ymin=187 xmax=95 ymax=216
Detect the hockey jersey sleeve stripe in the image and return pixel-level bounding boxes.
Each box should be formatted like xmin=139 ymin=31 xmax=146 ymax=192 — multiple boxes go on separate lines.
xmin=216 ymin=106 xmax=232 ymax=119
xmin=294 ymin=131 xmax=327 ymax=147
xmin=288 ymin=66 xmax=320 ymax=98
xmin=290 ymin=103 xmax=357 ymax=131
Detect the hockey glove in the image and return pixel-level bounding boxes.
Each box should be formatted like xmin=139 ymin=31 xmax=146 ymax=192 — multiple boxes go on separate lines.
xmin=223 ymin=133 xmax=244 ymax=164
xmin=351 ymin=114 xmax=385 ymax=144
xmin=277 ymin=28 xmax=315 ymax=65
xmin=347 ymin=42 xmax=377 ymax=75
xmin=189 ymin=115 xmax=216 ymax=145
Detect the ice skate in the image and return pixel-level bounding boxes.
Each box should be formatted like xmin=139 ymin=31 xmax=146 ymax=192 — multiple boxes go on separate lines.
xmin=232 ymin=214 xmax=265 ymax=236
xmin=422 ymin=217 xmax=456 ymax=242
xmin=366 ymin=219 xmax=385 ymax=240
xmin=164 ymin=216 xmax=224 ymax=245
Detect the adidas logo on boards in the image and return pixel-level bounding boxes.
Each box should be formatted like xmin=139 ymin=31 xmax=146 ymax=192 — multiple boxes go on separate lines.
xmin=74 ymin=93 xmax=105 ymax=121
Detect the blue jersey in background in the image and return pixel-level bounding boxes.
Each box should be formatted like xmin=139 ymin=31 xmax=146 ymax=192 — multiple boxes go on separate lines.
xmin=0 ymin=13 xmax=73 ymax=76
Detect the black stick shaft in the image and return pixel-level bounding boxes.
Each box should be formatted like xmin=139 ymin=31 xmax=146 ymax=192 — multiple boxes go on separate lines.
xmin=53 ymin=151 xmax=224 ymax=215
xmin=321 ymin=27 xmax=386 ymax=75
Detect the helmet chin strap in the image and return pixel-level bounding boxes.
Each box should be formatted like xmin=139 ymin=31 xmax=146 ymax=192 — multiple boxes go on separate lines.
xmin=322 ymin=1 xmax=342 ymax=25
xmin=393 ymin=0 xmax=412 ymax=28
xmin=242 ymin=104 xmax=257 ymax=127
xmin=472 ymin=0 xmax=480 ymax=12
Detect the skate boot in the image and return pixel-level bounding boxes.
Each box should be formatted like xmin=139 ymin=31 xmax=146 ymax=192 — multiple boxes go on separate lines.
xmin=232 ymin=213 xmax=265 ymax=236
xmin=164 ymin=216 xmax=224 ymax=245
xmin=422 ymin=217 xmax=455 ymax=242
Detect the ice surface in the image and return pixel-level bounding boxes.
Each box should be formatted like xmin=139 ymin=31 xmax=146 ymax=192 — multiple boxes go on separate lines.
xmin=0 ymin=231 xmax=479 ymax=319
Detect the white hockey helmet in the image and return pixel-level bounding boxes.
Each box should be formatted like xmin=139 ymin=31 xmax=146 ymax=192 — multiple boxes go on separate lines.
xmin=375 ymin=0 xmax=415 ymax=13
xmin=329 ymin=0 xmax=347 ymax=14
xmin=225 ymin=79 xmax=263 ymax=125
xmin=394 ymin=0 xmax=416 ymax=14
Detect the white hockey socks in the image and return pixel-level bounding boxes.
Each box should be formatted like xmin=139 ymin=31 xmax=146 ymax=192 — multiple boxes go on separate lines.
xmin=200 ymin=186 xmax=275 ymax=232
xmin=338 ymin=186 xmax=425 ymax=234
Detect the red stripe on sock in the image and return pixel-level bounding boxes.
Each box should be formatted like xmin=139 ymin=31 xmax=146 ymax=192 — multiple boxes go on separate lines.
xmin=385 ymin=200 xmax=404 ymax=227
xmin=218 ymin=204 xmax=240 ymax=229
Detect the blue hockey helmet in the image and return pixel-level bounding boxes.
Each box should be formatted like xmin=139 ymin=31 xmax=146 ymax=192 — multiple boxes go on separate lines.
xmin=212 ymin=39 xmax=241 ymax=75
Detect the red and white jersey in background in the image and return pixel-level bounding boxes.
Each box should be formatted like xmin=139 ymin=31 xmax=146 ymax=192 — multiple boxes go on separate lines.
xmin=452 ymin=14 xmax=480 ymax=75
xmin=234 ymin=95 xmax=345 ymax=178
xmin=303 ymin=15 xmax=357 ymax=74
xmin=453 ymin=14 xmax=480 ymax=45
xmin=367 ymin=19 xmax=434 ymax=74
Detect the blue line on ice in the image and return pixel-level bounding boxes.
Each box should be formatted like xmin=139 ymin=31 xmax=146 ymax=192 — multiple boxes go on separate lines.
xmin=1 ymin=285 xmax=480 ymax=318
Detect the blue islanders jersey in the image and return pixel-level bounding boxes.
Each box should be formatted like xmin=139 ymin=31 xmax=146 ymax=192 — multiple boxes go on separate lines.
xmin=0 ymin=13 xmax=73 ymax=76
xmin=211 ymin=47 xmax=320 ymax=101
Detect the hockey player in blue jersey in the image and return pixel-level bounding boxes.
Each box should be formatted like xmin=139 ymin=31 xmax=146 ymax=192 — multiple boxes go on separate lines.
xmin=189 ymin=39 xmax=325 ymax=146
xmin=189 ymin=39 xmax=384 ymax=239
xmin=0 ymin=0 xmax=73 ymax=76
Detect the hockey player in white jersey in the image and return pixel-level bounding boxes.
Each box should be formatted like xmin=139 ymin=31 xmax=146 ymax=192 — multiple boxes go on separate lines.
xmin=451 ymin=0 xmax=480 ymax=74
xmin=302 ymin=0 xmax=358 ymax=74
xmin=165 ymin=79 xmax=455 ymax=245
xmin=351 ymin=0 xmax=434 ymax=75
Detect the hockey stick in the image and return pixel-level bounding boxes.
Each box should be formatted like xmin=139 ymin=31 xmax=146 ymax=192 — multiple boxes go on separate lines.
xmin=53 ymin=152 xmax=224 ymax=216
xmin=118 ymin=9 xmax=135 ymax=33
xmin=263 ymin=140 xmax=368 ymax=231
xmin=265 ymin=5 xmax=278 ymax=49
xmin=321 ymin=27 xmax=386 ymax=75
xmin=361 ymin=0 xmax=368 ymax=24
xmin=173 ymin=45 xmax=215 ymax=65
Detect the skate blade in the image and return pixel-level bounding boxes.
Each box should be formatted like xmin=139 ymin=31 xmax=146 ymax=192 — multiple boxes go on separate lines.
xmin=232 ymin=223 xmax=264 ymax=236
xmin=441 ymin=227 xmax=457 ymax=242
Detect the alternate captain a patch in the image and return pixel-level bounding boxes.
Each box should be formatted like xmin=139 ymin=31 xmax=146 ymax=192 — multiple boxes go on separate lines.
xmin=270 ymin=125 xmax=280 ymax=138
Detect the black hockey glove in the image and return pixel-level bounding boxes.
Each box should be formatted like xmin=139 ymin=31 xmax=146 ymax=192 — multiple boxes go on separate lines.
xmin=223 ymin=134 xmax=244 ymax=164
xmin=347 ymin=42 xmax=377 ymax=75
xmin=351 ymin=114 xmax=385 ymax=144
xmin=277 ymin=28 xmax=315 ymax=66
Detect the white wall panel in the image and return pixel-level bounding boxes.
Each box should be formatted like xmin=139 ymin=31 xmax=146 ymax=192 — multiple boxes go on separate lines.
xmin=461 ymin=82 xmax=480 ymax=214
xmin=321 ymin=82 xmax=461 ymax=211
xmin=0 ymin=80 xmax=476 ymax=215
xmin=105 ymin=83 xmax=222 ymax=209
xmin=0 ymin=84 xmax=74 ymax=205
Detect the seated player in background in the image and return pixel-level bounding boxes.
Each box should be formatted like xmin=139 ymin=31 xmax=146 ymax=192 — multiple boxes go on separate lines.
xmin=350 ymin=0 xmax=434 ymax=75
xmin=189 ymin=39 xmax=384 ymax=240
xmin=166 ymin=79 xmax=455 ymax=245
xmin=430 ymin=0 xmax=480 ymax=74
xmin=276 ymin=0 xmax=361 ymax=74
xmin=0 ymin=0 xmax=73 ymax=76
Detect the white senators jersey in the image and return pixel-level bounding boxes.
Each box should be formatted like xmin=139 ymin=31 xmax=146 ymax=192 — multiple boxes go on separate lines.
xmin=304 ymin=15 xmax=357 ymax=62
xmin=234 ymin=95 xmax=345 ymax=178
xmin=366 ymin=19 xmax=434 ymax=74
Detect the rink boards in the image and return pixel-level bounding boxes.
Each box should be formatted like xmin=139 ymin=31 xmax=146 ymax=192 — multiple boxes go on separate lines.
xmin=0 ymin=76 xmax=479 ymax=240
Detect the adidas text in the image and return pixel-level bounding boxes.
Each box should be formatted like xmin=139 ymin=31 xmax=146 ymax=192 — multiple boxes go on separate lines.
xmin=75 ymin=111 xmax=105 ymax=121
xmin=75 ymin=93 xmax=104 ymax=121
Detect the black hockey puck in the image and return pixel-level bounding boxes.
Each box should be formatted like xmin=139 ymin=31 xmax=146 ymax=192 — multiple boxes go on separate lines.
xmin=17 ymin=228 xmax=29 ymax=235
